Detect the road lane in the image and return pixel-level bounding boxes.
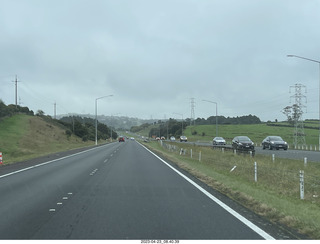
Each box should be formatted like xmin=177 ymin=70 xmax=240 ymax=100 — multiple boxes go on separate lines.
xmin=0 ymin=140 xmax=275 ymax=239
xmin=186 ymin=141 xmax=319 ymax=162
xmin=0 ymin=143 xmax=123 ymax=239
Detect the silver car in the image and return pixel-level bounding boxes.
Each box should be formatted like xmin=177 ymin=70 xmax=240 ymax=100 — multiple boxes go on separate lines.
xmin=180 ymin=135 xmax=187 ymax=142
xmin=213 ymin=137 xmax=226 ymax=145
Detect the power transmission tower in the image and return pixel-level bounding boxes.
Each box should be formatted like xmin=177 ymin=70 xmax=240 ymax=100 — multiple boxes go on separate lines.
xmin=190 ymin=98 xmax=195 ymax=126
xmin=290 ymin=83 xmax=307 ymax=148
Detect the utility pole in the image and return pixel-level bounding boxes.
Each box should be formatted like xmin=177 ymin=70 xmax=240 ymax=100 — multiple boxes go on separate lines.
xmin=190 ymin=98 xmax=195 ymax=126
xmin=54 ymin=102 xmax=56 ymax=119
xmin=12 ymin=75 xmax=20 ymax=108
xmin=290 ymin=83 xmax=307 ymax=148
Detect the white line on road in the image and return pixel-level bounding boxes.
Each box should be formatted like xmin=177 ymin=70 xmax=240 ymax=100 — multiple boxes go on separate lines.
xmin=0 ymin=146 xmax=107 ymax=179
xmin=138 ymin=142 xmax=275 ymax=240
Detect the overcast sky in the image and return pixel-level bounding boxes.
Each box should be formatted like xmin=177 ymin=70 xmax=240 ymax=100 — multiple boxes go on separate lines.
xmin=1 ymin=0 xmax=320 ymax=122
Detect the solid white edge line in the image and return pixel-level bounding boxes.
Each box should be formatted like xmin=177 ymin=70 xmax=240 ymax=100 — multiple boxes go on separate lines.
xmin=0 ymin=145 xmax=107 ymax=179
xmin=138 ymin=142 xmax=275 ymax=240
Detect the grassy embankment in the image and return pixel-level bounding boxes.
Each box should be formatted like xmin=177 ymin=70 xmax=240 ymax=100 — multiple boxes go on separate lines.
xmin=0 ymin=114 xmax=94 ymax=164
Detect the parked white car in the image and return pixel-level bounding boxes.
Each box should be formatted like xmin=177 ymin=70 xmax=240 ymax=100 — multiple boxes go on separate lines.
xmin=213 ymin=137 xmax=226 ymax=145
xmin=170 ymin=136 xmax=176 ymax=141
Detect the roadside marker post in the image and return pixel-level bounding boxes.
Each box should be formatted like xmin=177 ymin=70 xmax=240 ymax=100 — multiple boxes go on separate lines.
xmin=0 ymin=152 xmax=2 ymax=164
xmin=304 ymin=157 xmax=307 ymax=167
xmin=300 ymin=170 xmax=305 ymax=200
xmin=254 ymin=162 xmax=257 ymax=182
xmin=272 ymin=154 xmax=275 ymax=163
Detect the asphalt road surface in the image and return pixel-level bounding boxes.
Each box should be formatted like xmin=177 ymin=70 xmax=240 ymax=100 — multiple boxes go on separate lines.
xmin=0 ymin=140 xmax=297 ymax=240
xmin=191 ymin=141 xmax=320 ymax=163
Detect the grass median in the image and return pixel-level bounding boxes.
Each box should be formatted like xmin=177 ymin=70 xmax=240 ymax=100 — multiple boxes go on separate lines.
xmin=143 ymin=140 xmax=320 ymax=239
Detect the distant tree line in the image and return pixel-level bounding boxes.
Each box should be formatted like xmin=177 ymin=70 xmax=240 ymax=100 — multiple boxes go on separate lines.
xmin=130 ymin=114 xmax=262 ymax=138
xmin=194 ymin=114 xmax=261 ymax=125
xmin=147 ymin=119 xmax=184 ymax=138
xmin=0 ymin=99 xmax=34 ymax=118
xmin=60 ymin=116 xmax=118 ymax=142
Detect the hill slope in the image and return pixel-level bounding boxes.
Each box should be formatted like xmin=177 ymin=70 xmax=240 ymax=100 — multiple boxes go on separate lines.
xmin=0 ymin=114 xmax=93 ymax=164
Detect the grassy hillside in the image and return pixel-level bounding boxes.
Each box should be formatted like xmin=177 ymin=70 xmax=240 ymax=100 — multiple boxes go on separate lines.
xmin=0 ymin=114 xmax=94 ymax=164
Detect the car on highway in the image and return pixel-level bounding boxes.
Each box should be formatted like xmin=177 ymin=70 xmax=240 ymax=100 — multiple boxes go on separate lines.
xmin=180 ymin=135 xmax=188 ymax=142
xmin=118 ymin=136 xmax=125 ymax=142
xmin=213 ymin=137 xmax=226 ymax=145
xmin=170 ymin=136 xmax=176 ymax=141
xmin=262 ymin=136 xmax=288 ymax=150
xmin=232 ymin=136 xmax=254 ymax=151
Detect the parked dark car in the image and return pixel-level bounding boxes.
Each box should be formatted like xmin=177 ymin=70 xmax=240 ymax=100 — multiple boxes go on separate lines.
xmin=232 ymin=136 xmax=255 ymax=152
xmin=262 ymin=136 xmax=288 ymax=150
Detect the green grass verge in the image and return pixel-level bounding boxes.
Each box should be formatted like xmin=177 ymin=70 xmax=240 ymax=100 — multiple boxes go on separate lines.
xmin=143 ymin=140 xmax=320 ymax=239
xmin=0 ymin=115 xmax=29 ymax=160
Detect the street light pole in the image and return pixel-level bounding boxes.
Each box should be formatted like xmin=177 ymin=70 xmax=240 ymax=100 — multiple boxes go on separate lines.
xmin=203 ymin=100 xmax=218 ymax=137
xmin=95 ymin=95 xmax=113 ymax=145
xmin=287 ymin=55 xmax=320 ymax=149
xmin=173 ymin=112 xmax=183 ymax=135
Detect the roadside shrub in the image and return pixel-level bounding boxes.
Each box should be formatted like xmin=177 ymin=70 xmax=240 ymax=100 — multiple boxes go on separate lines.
xmin=65 ymin=129 xmax=72 ymax=137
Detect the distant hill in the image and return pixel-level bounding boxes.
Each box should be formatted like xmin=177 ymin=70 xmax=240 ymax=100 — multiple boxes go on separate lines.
xmin=56 ymin=114 xmax=159 ymax=130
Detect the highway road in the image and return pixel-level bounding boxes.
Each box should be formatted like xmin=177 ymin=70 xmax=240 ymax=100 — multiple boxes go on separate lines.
xmin=190 ymin=141 xmax=320 ymax=163
xmin=0 ymin=140 xmax=298 ymax=240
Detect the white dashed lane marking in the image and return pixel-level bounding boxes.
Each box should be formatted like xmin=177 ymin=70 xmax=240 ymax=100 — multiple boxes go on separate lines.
xmin=49 ymin=192 xmax=73 ymax=212
xmin=90 ymin=168 xmax=98 ymax=176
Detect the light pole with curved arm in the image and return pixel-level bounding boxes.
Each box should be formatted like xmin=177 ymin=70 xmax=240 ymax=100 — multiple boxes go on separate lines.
xmin=203 ymin=100 xmax=218 ymax=137
xmin=287 ymin=55 xmax=320 ymax=148
xmin=173 ymin=112 xmax=184 ymax=135
xmin=95 ymin=95 xmax=113 ymax=145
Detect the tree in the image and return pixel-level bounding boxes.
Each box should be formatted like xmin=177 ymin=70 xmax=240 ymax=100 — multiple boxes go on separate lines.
xmin=282 ymin=104 xmax=303 ymax=125
xmin=36 ymin=110 xmax=45 ymax=116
